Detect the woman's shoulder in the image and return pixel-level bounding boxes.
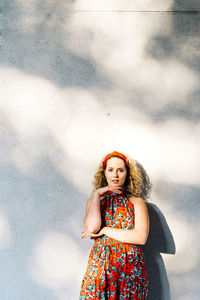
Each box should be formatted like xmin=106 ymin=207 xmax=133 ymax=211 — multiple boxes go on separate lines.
xmin=128 ymin=195 xmax=146 ymax=206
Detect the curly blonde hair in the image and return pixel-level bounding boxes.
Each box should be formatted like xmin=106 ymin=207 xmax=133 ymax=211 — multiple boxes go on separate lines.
xmin=92 ymin=153 xmax=152 ymax=202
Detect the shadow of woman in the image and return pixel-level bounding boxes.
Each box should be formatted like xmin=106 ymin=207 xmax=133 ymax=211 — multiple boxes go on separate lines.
xmin=140 ymin=203 xmax=176 ymax=300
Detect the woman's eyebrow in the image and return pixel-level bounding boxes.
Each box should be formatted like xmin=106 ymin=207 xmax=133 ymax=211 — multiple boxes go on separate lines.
xmin=108 ymin=167 xmax=124 ymax=169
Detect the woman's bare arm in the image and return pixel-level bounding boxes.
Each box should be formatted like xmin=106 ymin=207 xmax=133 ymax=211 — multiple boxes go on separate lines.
xmin=102 ymin=197 xmax=149 ymax=245
xmin=83 ymin=191 xmax=102 ymax=233
xmin=83 ymin=186 xmax=123 ymax=234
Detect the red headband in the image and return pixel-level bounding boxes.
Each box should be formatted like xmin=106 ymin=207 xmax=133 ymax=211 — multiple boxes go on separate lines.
xmin=103 ymin=151 xmax=130 ymax=169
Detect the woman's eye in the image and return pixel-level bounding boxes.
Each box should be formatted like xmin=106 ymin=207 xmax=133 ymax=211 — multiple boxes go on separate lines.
xmin=119 ymin=169 xmax=124 ymax=172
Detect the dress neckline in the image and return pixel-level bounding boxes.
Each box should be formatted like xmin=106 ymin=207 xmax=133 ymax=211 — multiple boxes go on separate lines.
xmin=106 ymin=189 xmax=130 ymax=198
xmin=103 ymin=190 xmax=135 ymax=208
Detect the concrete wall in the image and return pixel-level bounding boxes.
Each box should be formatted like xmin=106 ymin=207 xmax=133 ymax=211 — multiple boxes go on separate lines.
xmin=0 ymin=1 xmax=199 ymax=299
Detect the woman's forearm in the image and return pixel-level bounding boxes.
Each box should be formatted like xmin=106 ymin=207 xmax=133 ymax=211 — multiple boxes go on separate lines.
xmin=103 ymin=226 xmax=148 ymax=245
xmin=84 ymin=192 xmax=102 ymax=233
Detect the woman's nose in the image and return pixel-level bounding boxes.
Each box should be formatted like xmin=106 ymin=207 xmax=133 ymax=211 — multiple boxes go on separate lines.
xmin=114 ymin=170 xmax=119 ymax=177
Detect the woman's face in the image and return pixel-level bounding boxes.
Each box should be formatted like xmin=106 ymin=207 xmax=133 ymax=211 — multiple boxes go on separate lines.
xmin=104 ymin=157 xmax=127 ymax=188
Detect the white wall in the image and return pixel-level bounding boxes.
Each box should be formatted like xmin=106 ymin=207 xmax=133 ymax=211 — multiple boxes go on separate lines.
xmin=0 ymin=1 xmax=199 ymax=299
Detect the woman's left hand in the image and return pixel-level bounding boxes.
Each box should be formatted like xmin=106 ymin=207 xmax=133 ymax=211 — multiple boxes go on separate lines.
xmin=81 ymin=228 xmax=105 ymax=239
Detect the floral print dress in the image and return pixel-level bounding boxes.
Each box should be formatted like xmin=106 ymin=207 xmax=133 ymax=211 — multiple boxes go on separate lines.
xmin=79 ymin=190 xmax=148 ymax=299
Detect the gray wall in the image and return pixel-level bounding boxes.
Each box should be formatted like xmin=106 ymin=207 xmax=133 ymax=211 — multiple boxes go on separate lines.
xmin=0 ymin=1 xmax=199 ymax=299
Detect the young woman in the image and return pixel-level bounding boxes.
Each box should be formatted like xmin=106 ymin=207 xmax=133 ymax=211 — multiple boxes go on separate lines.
xmin=79 ymin=151 xmax=152 ymax=299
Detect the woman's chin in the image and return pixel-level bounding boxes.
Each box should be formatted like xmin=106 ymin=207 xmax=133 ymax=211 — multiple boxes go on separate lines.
xmin=110 ymin=183 xmax=122 ymax=188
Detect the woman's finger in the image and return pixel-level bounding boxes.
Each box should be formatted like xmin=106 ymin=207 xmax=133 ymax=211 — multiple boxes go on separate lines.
xmin=111 ymin=186 xmax=122 ymax=190
xmin=82 ymin=234 xmax=88 ymax=239
xmin=81 ymin=232 xmax=88 ymax=238
xmin=114 ymin=189 xmax=122 ymax=193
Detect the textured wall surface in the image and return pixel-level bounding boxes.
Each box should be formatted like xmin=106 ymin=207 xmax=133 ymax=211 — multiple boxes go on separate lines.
xmin=0 ymin=1 xmax=200 ymax=299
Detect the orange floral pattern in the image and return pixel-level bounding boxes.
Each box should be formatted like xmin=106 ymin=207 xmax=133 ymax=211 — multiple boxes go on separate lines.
xmin=79 ymin=190 xmax=148 ymax=299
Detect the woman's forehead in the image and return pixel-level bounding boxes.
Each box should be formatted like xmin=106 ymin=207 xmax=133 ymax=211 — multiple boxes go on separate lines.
xmin=106 ymin=157 xmax=126 ymax=167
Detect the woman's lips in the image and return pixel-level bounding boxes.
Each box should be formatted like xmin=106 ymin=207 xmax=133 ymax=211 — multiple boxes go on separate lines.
xmin=112 ymin=180 xmax=119 ymax=183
